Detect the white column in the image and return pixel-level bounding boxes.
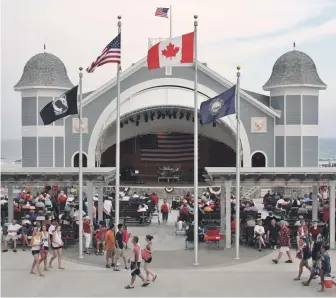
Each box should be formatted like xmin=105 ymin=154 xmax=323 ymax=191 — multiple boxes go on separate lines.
xmin=86 ymin=181 xmax=93 ymax=223
xmin=86 ymin=181 xmax=94 ymax=248
xmin=220 ymin=184 xmax=225 ymax=235
xmin=225 ymin=180 xmax=232 ymax=249
xmin=7 ymin=184 xmax=14 ymax=222
xmin=312 ymin=185 xmax=318 ymax=221
xmin=329 ymin=181 xmax=335 ymax=249
xmin=98 ymin=186 xmax=103 ymax=222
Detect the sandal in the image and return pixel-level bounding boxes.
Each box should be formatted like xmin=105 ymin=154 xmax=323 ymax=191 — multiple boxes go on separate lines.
xmin=125 ymin=285 xmax=134 ymax=289
xmin=293 ymin=278 xmax=300 ymax=281
xmin=141 ymin=282 xmax=150 ymax=287
xmin=58 ymin=267 xmax=65 ymax=270
xmin=30 ymin=271 xmax=36 ymax=274
xmin=153 ymin=275 xmax=157 ymax=282
xmin=302 ymin=281 xmax=309 ymax=286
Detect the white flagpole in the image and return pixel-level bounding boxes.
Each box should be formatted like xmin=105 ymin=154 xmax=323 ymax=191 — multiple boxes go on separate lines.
xmin=115 ymin=15 xmax=122 ymax=229
xmin=169 ymin=5 xmax=172 ymax=38
xmin=235 ymin=66 xmax=241 ymax=260
xmin=78 ymin=67 xmax=84 ymax=259
xmin=193 ymin=14 xmax=199 ymax=266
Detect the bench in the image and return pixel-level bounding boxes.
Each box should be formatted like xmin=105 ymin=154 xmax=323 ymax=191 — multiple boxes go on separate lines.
xmin=120 ymin=210 xmax=152 ymax=225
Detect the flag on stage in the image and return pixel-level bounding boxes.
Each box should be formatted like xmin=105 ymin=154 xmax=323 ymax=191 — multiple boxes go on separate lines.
xmin=155 ymin=7 xmax=169 ymax=18
xmin=86 ymin=33 xmax=121 ymax=73
xmin=40 ymin=86 xmax=78 ymax=125
xmin=140 ymin=133 xmax=199 ymax=162
xmin=200 ymin=85 xmax=236 ymax=125
xmin=147 ymin=32 xmax=194 ymax=69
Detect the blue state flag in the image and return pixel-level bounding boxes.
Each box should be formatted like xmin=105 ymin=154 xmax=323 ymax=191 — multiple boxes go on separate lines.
xmin=200 ymin=85 xmax=236 ymax=125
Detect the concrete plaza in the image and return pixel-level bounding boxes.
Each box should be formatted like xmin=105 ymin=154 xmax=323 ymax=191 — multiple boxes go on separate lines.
xmin=2 ymin=245 xmax=336 ymax=297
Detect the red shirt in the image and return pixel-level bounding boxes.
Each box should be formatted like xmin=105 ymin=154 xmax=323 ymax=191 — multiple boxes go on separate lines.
xmin=151 ymin=195 xmax=158 ymax=205
xmin=231 ymin=221 xmax=236 ymax=232
xmin=309 ymin=227 xmax=320 ymax=240
xmin=278 ymin=226 xmax=290 ymax=247
xmin=95 ymin=228 xmax=107 ymax=240
xmin=83 ymin=221 xmax=91 ymax=234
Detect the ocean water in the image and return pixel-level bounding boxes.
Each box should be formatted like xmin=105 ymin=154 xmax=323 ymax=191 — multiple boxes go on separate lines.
xmin=1 ymin=138 xmax=336 ymax=165
xmin=319 ymin=138 xmax=336 ymax=162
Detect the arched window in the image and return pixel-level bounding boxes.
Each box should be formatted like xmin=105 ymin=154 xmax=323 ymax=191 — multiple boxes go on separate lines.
xmin=73 ymin=152 xmax=88 ymax=167
xmin=251 ymin=151 xmax=266 ymax=167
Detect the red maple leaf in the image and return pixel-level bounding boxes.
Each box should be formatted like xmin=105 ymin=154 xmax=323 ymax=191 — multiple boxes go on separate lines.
xmin=161 ymin=43 xmax=180 ymax=59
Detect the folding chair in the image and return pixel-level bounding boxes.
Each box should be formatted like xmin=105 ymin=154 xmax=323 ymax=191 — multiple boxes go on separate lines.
xmin=204 ymin=229 xmax=223 ymax=250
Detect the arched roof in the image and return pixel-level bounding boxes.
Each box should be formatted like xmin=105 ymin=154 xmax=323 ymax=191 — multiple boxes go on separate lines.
xmin=14 ymin=52 xmax=73 ymax=90
xmin=263 ymin=50 xmax=326 ymax=90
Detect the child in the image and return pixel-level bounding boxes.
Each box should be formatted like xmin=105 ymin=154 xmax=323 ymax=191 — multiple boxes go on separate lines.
xmin=122 ymin=225 xmax=131 ymax=249
xmin=302 ymin=238 xmax=322 ymax=286
xmin=294 ymin=236 xmax=311 ymax=280
xmin=319 ymin=245 xmax=336 ymax=292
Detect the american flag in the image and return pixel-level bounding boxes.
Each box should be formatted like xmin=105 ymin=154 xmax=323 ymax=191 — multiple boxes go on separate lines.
xmin=155 ymin=7 xmax=169 ymax=18
xmin=140 ymin=133 xmax=198 ymax=162
xmin=86 ymin=34 xmax=121 ymax=73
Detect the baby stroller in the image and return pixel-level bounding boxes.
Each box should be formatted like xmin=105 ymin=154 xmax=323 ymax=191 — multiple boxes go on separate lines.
xmin=175 ymin=219 xmax=187 ymax=236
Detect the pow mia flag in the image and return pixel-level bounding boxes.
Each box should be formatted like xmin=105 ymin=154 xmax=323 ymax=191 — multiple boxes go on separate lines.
xmin=40 ymin=86 xmax=78 ymax=125
xmin=200 ymin=85 xmax=236 ymax=125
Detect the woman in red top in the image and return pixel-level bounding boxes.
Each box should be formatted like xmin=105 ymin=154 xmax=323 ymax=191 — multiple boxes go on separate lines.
xmin=95 ymin=225 xmax=107 ymax=255
xmin=309 ymin=221 xmax=320 ymax=242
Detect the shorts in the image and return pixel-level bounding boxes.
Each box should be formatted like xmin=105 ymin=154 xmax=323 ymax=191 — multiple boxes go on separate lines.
xmin=162 ymin=212 xmax=169 ymax=221
xmin=106 ymin=247 xmax=116 ymax=256
xmin=300 ymin=259 xmax=309 ymax=267
xmin=5 ymin=235 xmax=18 ymax=241
xmin=52 ymin=246 xmax=63 ymax=250
xmin=32 ymin=250 xmax=40 ymax=256
xmin=279 ymin=246 xmax=290 ymax=253
xmin=116 ymin=248 xmax=124 ymax=258
xmin=41 ymin=246 xmax=49 ymax=253
xmin=145 ymin=257 xmax=152 ymax=263
xmin=130 ymin=262 xmax=141 ymax=276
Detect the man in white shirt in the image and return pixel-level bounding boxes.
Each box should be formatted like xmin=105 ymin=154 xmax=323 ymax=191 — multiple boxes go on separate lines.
xmin=132 ymin=192 xmax=139 ymax=199
xmin=103 ymin=198 xmax=112 ymax=216
xmin=254 ymin=219 xmax=265 ymax=251
xmin=48 ymin=219 xmax=56 ymax=243
xmin=137 ymin=204 xmax=148 ymax=212
xmin=2 ymin=220 xmax=22 ymax=252
xmin=73 ymin=209 xmax=86 ymax=221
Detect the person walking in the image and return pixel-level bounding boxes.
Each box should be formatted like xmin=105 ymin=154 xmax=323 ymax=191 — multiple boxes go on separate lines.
xmin=142 ymin=235 xmax=157 ymax=282
xmin=114 ymin=224 xmax=128 ymax=270
xmin=39 ymin=225 xmax=50 ymax=271
xmin=83 ymin=217 xmax=92 ymax=254
xmin=49 ymin=225 xmax=65 ymax=269
xmin=125 ymin=236 xmax=150 ymax=289
xmin=105 ymin=224 xmax=116 ymax=268
xmin=272 ymin=221 xmax=293 ymax=264
xmin=293 ymin=236 xmax=311 ymax=280
xmin=160 ymin=199 xmax=170 ymax=225
xmin=30 ymin=231 xmax=44 ymax=276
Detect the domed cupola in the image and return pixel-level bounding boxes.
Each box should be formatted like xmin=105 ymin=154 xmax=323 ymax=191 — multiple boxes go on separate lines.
xmin=263 ymin=50 xmax=326 ymax=91
xmin=14 ymin=52 xmax=73 ymax=91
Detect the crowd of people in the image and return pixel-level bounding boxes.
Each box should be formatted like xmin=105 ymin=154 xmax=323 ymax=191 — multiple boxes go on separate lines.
xmin=1 ymin=186 xmax=335 ymax=292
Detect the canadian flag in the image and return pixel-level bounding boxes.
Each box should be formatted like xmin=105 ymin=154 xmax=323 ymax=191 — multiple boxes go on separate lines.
xmin=147 ymin=32 xmax=194 ymax=69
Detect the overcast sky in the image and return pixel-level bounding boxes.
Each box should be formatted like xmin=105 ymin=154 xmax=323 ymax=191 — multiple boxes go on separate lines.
xmin=1 ymin=0 xmax=336 ymax=140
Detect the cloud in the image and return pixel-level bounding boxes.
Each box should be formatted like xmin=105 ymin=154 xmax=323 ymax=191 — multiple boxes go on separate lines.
xmin=207 ymin=19 xmax=336 ymax=73
xmin=1 ymin=0 xmax=336 ymax=139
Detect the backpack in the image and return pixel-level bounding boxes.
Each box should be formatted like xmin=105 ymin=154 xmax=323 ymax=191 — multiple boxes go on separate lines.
xmin=161 ymin=203 xmax=169 ymax=213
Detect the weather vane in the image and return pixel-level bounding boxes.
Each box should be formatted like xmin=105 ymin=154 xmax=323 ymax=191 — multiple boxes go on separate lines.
xmin=293 ymin=41 xmax=296 ymax=50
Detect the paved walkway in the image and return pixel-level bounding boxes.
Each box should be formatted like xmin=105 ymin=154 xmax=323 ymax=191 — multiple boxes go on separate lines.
xmin=2 ymin=249 xmax=336 ymax=297
xmin=62 ymin=206 xmax=271 ymax=269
